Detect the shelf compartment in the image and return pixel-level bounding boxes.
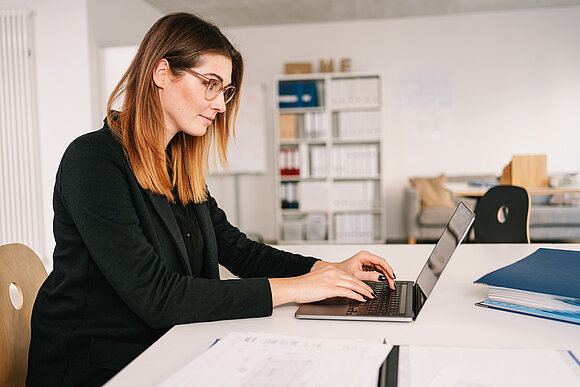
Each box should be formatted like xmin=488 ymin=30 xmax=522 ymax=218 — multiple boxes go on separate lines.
xmin=279 ymin=111 xmax=329 ymax=142
xmin=278 ymin=79 xmax=325 ymax=109
xmin=280 ymin=213 xmax=328 ymax=242
xmin=330 ymin=180 xmax=380 ymax=211
xmin=333 ymin=212 xmax=382 ymax=244
xmin=332 ymin=110 xmax=381 ymax=142
xmin=329 ymin=75 xmax=380 ymax=109
xmin=330 ymin=144 xmax=380 ymax=178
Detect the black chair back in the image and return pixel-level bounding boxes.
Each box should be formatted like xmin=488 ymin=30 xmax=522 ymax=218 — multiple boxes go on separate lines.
xmin=474 ymin=185 xmax=530 ymax=243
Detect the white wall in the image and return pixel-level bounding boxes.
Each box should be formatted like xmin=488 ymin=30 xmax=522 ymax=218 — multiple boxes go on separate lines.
xmin=87 ymin=0 xmax=162 ymax=121
xmin=0 ymin=0 xmax=161 ymax=266
xmin=223 ymin=7 xmax=580 ymax=241
xmin=0 ymin=0 xmax=93 ymax=265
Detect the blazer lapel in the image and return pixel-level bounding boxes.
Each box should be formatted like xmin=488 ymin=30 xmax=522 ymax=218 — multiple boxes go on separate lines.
xmin=146 ymin=191 xmax=192 ymax=274
xmin=192 ymin=202 xmax=219 ymax=279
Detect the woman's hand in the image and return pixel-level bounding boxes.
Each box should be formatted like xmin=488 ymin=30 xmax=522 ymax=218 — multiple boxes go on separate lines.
xmin=268 ymin=250 xmax=396 ymax=307
xmin=311 ymin=250 xmax=396 ymax=290
xmin=268 ymin=265 xmax=375 ymax=307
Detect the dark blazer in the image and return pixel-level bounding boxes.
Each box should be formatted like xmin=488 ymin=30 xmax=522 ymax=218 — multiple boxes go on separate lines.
xmin=27 ymin=124 xmax=317 ymax=386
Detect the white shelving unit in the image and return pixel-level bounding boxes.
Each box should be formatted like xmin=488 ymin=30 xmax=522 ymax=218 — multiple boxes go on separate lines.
xmin=274 ymin=72 xmax=385 ymax=244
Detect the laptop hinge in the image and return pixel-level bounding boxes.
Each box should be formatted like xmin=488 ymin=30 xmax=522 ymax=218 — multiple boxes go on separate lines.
xmin=412 ymin=285 xmax=426 ymax=319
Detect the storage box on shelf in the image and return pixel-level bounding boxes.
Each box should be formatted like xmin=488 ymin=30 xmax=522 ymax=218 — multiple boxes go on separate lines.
xmin=275 ymin=73 xmax=385 ymax=243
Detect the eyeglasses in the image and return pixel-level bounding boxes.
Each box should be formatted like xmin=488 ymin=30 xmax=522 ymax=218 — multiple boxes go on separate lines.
xmin=181 ymin=67 xmax=236 ymax=104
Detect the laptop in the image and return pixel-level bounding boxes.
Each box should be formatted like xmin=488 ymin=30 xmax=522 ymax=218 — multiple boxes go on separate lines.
xmin=295 ymin=201 xmax=475 ymax=322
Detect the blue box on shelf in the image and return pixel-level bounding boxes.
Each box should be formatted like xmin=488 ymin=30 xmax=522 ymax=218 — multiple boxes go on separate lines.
xmin=278 ymin=81 xmax=318 ymax=108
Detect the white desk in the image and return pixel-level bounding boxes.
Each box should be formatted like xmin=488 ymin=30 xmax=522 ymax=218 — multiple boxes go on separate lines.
xmin=106 ymin=243 xmax=580 ymax=386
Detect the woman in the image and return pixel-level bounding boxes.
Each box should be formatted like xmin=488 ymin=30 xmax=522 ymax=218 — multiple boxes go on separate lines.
xmin=27 ymin=12 xmax=395 ymax=386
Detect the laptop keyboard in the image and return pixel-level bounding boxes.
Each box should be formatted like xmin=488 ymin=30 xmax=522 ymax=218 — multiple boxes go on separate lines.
xmin=346 ymin=281 xmax=407 ymax=317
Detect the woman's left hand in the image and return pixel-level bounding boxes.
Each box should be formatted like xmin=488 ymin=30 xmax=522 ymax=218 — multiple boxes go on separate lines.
xmin=311 ymin=250 xmax=396 ymax=290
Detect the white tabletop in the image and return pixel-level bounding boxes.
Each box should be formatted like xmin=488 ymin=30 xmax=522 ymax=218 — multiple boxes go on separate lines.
xmin=106 ymin=243 xmax=580 ymax=386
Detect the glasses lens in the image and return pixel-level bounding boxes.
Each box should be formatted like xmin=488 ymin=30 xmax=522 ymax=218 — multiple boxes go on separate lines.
xmin=223 ymin=87 xmax=236 ymax=103
xmin=205 ymin=80 xmax=221 ymax=100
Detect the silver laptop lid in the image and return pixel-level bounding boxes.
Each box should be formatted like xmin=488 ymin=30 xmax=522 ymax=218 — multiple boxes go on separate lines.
xmin=415 ymin=202 xmax=475 ymax=298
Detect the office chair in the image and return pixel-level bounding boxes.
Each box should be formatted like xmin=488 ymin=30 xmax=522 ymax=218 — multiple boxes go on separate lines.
xmin=0 ymin=243 xmax=47 ymax=387
xmin=474 ymin=185 xmax=531 ymax=243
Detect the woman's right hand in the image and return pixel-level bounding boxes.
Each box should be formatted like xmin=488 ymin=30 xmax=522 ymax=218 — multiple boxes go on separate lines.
xmin=268 ymin=266 xmax=375 ymax=307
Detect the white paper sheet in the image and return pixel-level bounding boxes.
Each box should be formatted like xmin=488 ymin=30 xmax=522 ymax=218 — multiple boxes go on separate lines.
xmin=158 ymin=332 xmax=392 ymax=387
xmin=397 ymin=345 xmax=580 ymax=387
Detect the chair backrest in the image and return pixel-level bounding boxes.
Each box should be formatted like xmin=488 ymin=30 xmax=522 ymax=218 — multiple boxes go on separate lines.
xmin=474 ymin=185 xmax=531 ymax=243
xmin=0 ymin=243 xmax=47 ymax=387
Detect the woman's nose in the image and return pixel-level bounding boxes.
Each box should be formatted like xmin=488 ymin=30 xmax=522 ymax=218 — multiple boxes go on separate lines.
xmin=211 ymin=92 xmax=227 ymax=113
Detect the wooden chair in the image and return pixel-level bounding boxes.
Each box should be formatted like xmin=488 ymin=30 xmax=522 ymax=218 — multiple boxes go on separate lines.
xmin=0 ymin=243 xmax=47 ymax=387
xmin=474 ymin=185 xmax=531 ymax=243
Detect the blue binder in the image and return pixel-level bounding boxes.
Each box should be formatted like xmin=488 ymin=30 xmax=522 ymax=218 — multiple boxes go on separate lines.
xmin=474 ymin=248 xmax=580 ymax=324
xmin=475 ymin=248 xmax=580 ymax=298
xmin=278 ymin=81 xmax=319 ymax=108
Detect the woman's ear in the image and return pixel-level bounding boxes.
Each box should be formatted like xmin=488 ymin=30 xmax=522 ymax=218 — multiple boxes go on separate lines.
xmin=153 ymin=58 xmax=170 ymax=88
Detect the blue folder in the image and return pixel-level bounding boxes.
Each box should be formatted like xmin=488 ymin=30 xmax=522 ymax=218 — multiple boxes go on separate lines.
xmin=475 ymin=248 xmax=580 ymax=298
xmin=278 ymin=81 xmax=319 ymax=108
xmin=477 ymin=299 xmax=580 ymax=325
xmin=474 ymin=248 xmax=580 ymax=324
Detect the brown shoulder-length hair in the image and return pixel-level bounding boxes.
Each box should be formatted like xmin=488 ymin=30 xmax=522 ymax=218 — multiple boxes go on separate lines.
xmin=106 ymin=12 xmax=243 ymax=204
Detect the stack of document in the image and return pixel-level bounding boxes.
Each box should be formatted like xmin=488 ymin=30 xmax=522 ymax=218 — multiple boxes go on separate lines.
xmin=159 ymin=332 xmax=392 ymax=387
xmin=474 ymin=248 xmax=580 ymax=324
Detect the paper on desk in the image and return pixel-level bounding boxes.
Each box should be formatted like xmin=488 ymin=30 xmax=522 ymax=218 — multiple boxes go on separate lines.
xmin=158 ymin=331 xmax=392 ymax=387
xmin=397 ymin=345 xmax=580 ymax=387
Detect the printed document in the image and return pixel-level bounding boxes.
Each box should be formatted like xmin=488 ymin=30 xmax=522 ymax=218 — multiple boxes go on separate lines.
xmin=158 ymin=331 xmax=392 ymax=387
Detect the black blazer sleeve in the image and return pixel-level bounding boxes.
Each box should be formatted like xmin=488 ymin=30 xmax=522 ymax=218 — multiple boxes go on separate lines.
xmin=56 ymin=133 xmax=276 ymax=328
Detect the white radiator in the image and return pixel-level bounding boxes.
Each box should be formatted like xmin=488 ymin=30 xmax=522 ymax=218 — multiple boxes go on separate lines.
xmin=0 ymin=9 xmax=45 ymax=261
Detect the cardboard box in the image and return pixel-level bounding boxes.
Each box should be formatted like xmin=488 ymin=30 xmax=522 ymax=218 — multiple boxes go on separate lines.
xmin=284 ymin=62 xmax=313 ymax=74
xmin=279 ymin=114 xmax=297 ymax=140
xmin=500 ymin=154 xmax=548 ymax=188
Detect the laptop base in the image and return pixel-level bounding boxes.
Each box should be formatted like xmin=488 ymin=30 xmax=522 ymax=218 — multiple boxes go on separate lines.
xmin=295 ymin=281 xmax=415 ymax=322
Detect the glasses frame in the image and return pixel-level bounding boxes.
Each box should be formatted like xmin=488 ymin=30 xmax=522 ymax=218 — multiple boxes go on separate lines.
xmin=181 ymin=67 xmax=236 ymax=104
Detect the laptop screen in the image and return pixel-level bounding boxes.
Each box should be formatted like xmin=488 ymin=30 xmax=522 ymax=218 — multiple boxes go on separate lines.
xmin=415 ymin=202 xmax=475 ymax=298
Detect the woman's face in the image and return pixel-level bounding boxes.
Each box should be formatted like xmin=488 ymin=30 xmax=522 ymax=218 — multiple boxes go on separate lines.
xmin=156 ymin=53 xmax=232 ymax=145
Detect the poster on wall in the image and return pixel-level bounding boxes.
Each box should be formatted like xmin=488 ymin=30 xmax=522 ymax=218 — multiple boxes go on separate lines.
xmin=399 ymin=73 xmax=452 ymax=141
